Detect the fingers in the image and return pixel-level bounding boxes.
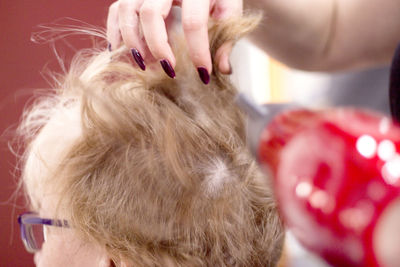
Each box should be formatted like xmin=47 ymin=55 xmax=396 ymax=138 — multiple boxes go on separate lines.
xmin=106 ymin=0 xmax=242 ymax=82
xmin=182 ymin=0 xmax=242 ymax=82
xmin=107 ymin=0 xmax=177 ymax=78
xmin=182 ymin=0 xmax=212 ymax=84
xmin=107 ymin=1 xmax=122 ymax=51
xmin=118 ymin=0 xmax=148 ymax=70
xmin=210 ymin=0 xmax=242 ymax=75
xmin=211 ymin=0 xmax=242 ymax=20
xmin=215 ymin=42 xmax=233 ymax=74
xmin=140 ymin=0 xmax=176 ymax=77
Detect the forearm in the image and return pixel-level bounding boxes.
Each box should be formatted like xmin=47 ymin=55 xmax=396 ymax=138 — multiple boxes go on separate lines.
xmin=325 ymin=0 xmax=400 ymax=71
xmin=245 ymin=0 xmax=400 ymax=71
xmin=244 ymin=0 xmax=335 ymax=70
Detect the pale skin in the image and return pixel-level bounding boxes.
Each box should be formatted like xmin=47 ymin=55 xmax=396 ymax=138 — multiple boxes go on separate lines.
xmin=245 ymin=0 xmax=400 ymax=71
xmin=28 ymin=106 xmax=177 ymax=267
xmin=107 ymin=0 xmax=400 ymax=75
xmin=28 ymin=108 xmax=111 ymax=267
xmin=33 ymin=195 xmax=110 ymax=267
xmin=107 ymin=0 xmax=242 ymax=76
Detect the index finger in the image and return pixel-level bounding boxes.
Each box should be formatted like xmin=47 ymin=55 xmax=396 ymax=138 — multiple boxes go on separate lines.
xmin=140 ymin=0 xmax=176 ymax=77
xmin=107 ymin=1 xmax=122 ymax=50
xmin=182 ymin=0 xmax=212 ymax=83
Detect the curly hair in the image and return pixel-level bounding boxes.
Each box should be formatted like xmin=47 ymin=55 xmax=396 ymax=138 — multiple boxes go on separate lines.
xmin=18 ymin=14 xmax=284 ymax=267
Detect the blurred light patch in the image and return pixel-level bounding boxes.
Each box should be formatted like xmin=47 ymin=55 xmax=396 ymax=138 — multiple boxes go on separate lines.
xmin=382 ymin=155 xmax=400 ymax=185
xmin=339 ymin=202 xmax=374 ymax=232
xmin=379 ymin=118 xmax=390 ymax=135
xmin=356 ymin=135 xmax=377 ymax=158
xmin=367 ymin=181 xmax=386 ymax=201
xmin=296 ymin=182 xmax=312 ymax=198
xmin=309 ymin=190 xmax=335 ymax=213
xmin=378 ymin=140 xmax=396 ymax=161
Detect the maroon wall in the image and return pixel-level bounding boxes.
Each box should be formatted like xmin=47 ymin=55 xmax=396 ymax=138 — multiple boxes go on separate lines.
xmin=0 ymin=1 xmax=113 ymax=265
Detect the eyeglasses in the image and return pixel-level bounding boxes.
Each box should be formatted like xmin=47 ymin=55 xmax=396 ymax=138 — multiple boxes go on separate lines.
xmin=17 ymin=212 xmax=70 ymax=253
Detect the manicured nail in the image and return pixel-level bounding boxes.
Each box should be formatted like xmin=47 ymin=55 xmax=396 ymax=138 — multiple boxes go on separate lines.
xmin=197 ymin=67 xmax=210 ymax=84
xmin=131 ymin=48 xmax=146 ymax=71
xmin=160 ymin=59 xmax=175 ymax=78
xmin=107 ymin=42 xmax=112 ymax=52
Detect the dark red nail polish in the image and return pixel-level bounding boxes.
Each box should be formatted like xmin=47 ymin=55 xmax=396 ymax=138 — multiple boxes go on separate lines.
xmin=131 ymin=49 xmax=146 ymax=70
xmin=107 ymin=42 xmax=112 ymax=52
xmin=197 ymin=67 xmax=210 ymax=84
xmin=160 ymin=59 xmax=175 ymax=78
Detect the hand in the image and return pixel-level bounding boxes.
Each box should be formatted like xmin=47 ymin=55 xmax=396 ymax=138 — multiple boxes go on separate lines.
xmin=106 ymin=0 xmax=242 ymax=83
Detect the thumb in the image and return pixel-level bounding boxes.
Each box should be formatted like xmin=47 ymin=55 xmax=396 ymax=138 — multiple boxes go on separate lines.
xmin=215 ymin=41 xmax=233 ymax=74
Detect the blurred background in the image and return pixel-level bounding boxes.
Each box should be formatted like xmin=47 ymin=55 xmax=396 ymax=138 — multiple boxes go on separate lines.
xmin=0 ymin=1 xmax=391 ymax=266
xmin=231 ymin=39 xmax=390 ymax=115
xmin=0 ymin=1 xmax=112 ymax=266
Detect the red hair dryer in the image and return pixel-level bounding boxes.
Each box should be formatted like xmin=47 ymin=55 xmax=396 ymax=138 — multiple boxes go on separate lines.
xmin=237 ymin=94 xmax=400 ymax=267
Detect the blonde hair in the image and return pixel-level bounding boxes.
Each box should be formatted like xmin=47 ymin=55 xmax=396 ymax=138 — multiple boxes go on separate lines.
xmin=18 ymin=14 xmax=284 ymax=266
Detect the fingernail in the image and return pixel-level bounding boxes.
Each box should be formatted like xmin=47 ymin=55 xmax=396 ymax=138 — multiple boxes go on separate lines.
xmin=131 ymin=48 xmax=146 ymax=71
xmin=107 ymin=42 xmax=112 ymax=52
xmin=160 ymin=59 xmax=175 ymax=78
xmin=197 ymin=67 xmax=210 ymax=84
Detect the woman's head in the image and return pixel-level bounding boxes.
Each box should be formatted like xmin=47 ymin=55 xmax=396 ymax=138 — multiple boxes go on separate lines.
xmin=18 ymin=15 xmax=284 ymax=266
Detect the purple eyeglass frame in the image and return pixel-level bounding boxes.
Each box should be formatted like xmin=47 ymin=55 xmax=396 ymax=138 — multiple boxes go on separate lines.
xmin=17 ymin=212 xmax=70 ymax=253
